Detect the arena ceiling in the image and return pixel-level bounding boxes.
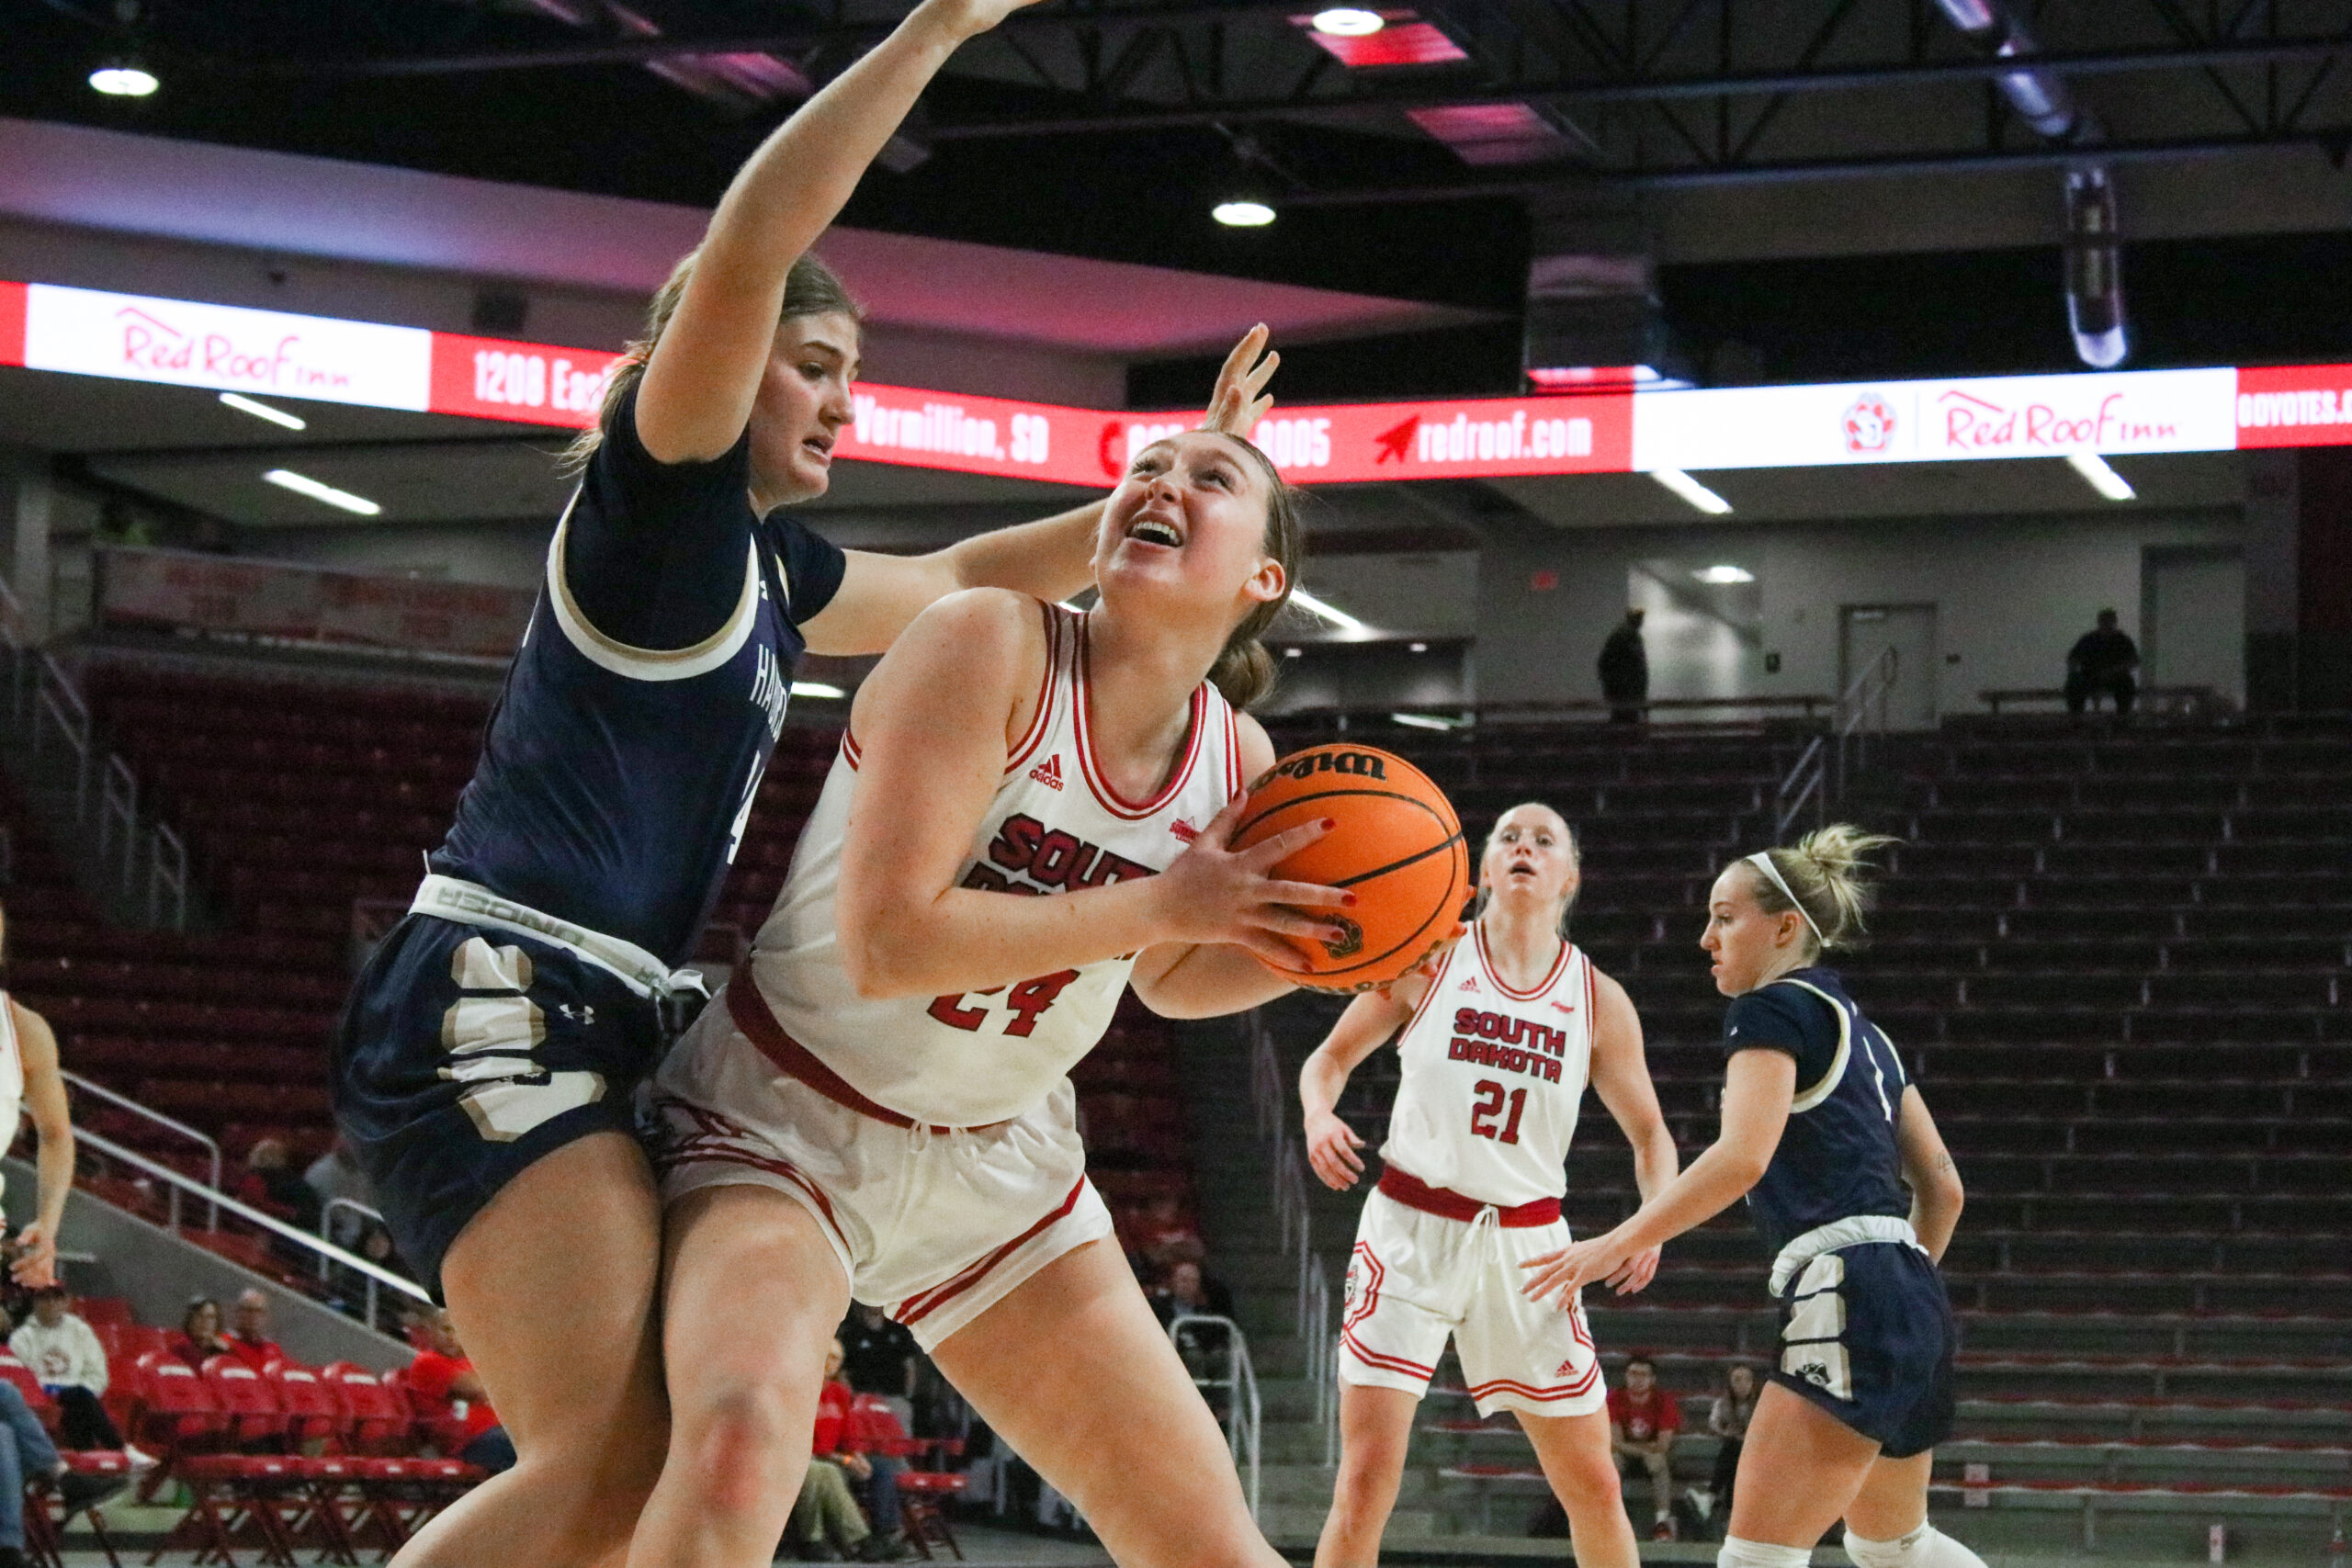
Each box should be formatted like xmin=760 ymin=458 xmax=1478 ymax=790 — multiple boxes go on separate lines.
xmin=10 ymin=1 xmax=2352 ymax=390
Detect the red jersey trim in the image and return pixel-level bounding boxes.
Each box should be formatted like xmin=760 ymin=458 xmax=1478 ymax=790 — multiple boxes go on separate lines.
xmin=841 ymin=729 xmax=862 ymax=771
xmin=1473 ymin=924 xmax=1575 ymax=1002
xmin=653 ymin=1097 xmax=852 ymax=1256
xmin=1341 ymin=1330 xmax=1437 ymax=1380
xmin=1071 ymin=613 xmax=1206 ymax=820
xmin=896 ymin=1177 xmax=1088 ymax=1327
xmin=1003 ymin=602 xmax=1063 ymax=778
xmin=1469 ymin=1365 xmax=1601 ymax=1402
xmin=1377 ymin=1164 xmax=1562 ymax=1227
xmin=727 ymin=965 xmax=1003 ymax=1134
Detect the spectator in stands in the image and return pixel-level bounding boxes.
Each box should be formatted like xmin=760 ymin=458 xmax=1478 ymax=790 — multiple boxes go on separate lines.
xmin=224 ymin=1291 xmax=283 ymax=1371
xmin=839 ymin=1303 xmax=919 ymax=1407
xmin=169 ymin=1298 xmax=232 ymax=1368
xmin=233 ymin=1138 xmax=322 ymax=1235
xmin=1599 ymin=608 xmax=1649 ymax=725
xmin=1148 ymin=1258 xmax=1233 ymax=1326
xmin=0 ymin=908 xmax=80 ymax=1294
xmin=2064 ymin=609 xmax=2140 ymax=716
xmin=1133 ymin=1192 xmax=1205 ymax=1272
xmin=6 ymin=1287 xmax=153 ymax=1465
xmin=1704 ymin=1361 xmax=1759 ymax=1534
xmin=302 ymin=1137 xmax=374 ymax=1249
xmin=0 ymin=1379 xmax=125 ymax=1568
xmin=407 ymin=1309 xmax=516 ymax=1475
xmin=800 ymin=1337 xmax=906 ymax=1561
xmin=1608 ymin=1356 xmax=1681 ymax=1540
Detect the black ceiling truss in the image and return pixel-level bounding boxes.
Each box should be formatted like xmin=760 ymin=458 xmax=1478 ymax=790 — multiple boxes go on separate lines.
xmin=24 ymin=0 xmax=2352 ymax=203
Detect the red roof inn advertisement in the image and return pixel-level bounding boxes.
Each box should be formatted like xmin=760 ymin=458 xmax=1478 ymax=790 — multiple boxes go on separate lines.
xmin=4 ymin=277 xmax=2351 ymax=480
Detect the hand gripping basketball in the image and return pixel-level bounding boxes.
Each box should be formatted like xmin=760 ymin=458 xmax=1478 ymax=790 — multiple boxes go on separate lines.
xmin=1150 ymin=794 xmax=1356 ymax=969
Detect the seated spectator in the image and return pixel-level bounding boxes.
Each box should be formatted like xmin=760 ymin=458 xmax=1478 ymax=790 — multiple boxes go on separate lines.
xmin=787 ymin=1454 xmax=872 ymax=1562
xmin=6 ymin=1288 xmax=154 ymax=1467
xmin=234 ymin=1139 xmax=322 ymax=1264
xmin=1705 ymin=1360 xmax=1759 ymax=1531
xmin=1133 ymin=1193 xmax=1204 ymax=1273
xmin=1609 ymin=1356 xmax=1681 ymax=1541
xmin=405 ymin=1310 xmax=515 ymax=1475
xmin=168 ymin=1298 xmax=232 ymax=1369
xmin=0 ymin=1378 xmax=125 ymax=1568
xmin=1148 ymin=1258 xmax=1233 ymax=1327
xmin=799 ymin=1337 xmax=905 ymax=1562
xmin=302 ymin=1136 xmax=374 ymax=1249
xmin=223 ymin=1290 xmax=283 ymax=1372
xmin=2065 ymin=609 xmax=2140 ymax=716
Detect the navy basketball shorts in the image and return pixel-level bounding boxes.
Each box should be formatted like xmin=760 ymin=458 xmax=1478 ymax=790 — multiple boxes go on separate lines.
xmin=334 ymin=914 xmax=665 ymax=1298
xmin=1769 ymin=1240 xmax=1956 ymax=1459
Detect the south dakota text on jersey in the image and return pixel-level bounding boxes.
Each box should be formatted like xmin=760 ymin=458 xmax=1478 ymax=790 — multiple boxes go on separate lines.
xmin=1446 ymin=1008 xmax=1570 ymax=1084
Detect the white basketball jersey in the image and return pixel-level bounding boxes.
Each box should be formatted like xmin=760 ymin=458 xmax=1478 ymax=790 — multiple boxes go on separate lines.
xmin=749 ymin=603 xmax=1244 ymax=1127
xmin=1378 ymin=926 xmax=1595 ymax=1208
xmin=0 ymin=996 xmax=24 ymax=1199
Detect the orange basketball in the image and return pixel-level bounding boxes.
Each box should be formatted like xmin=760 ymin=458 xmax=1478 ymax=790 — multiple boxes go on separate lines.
xmin=1232 ymin=743 xmax=1470 ymax=994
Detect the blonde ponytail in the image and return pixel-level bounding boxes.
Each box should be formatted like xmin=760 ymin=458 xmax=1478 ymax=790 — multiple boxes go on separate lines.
xmin=1749 ymin=824 xmax=1900 ymax=952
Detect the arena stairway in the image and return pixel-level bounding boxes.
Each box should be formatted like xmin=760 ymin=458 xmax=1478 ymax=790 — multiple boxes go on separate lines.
xmin=1224 ymin=714 xmax=2352 ymax=1562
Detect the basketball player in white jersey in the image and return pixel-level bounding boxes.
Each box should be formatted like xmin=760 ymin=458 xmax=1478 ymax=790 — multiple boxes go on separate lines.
xmin=633 ymin=429 xmax=1351 ymax=1568
xmin=0 ymin=907 xmax=78 ymax=1289
xmin=1301 ymin=805 xmax=1678 ymax=1568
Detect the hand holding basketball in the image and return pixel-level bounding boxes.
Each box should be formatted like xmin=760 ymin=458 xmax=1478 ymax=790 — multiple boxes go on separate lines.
xmin=1149 ymin=795 xmax=1355 ymax=968
xmin=1232 ymin=744 xmax=1471 ymax=993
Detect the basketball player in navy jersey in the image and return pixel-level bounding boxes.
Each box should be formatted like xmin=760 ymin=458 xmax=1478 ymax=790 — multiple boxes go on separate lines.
xmin=1523 ymin=827 xmax=1986 ymax=1568
xmin=333 ymin=0 xmax=1276 ymax=1559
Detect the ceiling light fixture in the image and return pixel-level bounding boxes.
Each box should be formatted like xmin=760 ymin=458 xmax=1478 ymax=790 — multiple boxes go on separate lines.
xmin=1389 ymin=712 xmax=1459 ymax=731
xmin=789 ymin=681 xmax=845 ymax=700
xmin=1692 ymin=564 xmax=1755 ymax=584
xmin=88 ymin=59 xmax=158 ymax=96
xmin=264 ymin=468 xmax=380 ymax=516
xmin=1288 ymin=587 xmax=1367 ymax=632
xmin=1310 ymin=7 xmax=1385 ymax=35
xmin=2066 ymin=451 xmax=2135 ymax=502
xmin=1409 ymin=641 xmax=1429 ymax=653
xmin=1648 ymin=468 xmax=1734 ymax=515
xmin=1213 ymin=199 xmax=1276 ymax=228
xmin=1283 ymin=647 xmax=1304 ymax=658
xmin=220 ymin=392 xmax=306 ymax=431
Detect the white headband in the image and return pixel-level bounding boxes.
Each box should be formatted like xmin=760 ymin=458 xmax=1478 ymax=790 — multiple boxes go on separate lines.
xmin=1746 ymin=852 xmax=1823 ymax=942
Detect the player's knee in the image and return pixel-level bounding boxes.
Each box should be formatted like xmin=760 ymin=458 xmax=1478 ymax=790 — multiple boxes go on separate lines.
xmin=1329 ymin=1457 xmax=1401 ymax=1523
xmin=675 ymin=1380 xmax=804 ymax=1516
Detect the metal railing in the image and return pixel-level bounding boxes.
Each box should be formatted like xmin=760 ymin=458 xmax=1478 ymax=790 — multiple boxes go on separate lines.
xmin=74 ymin=1124 xmax=430 ymax=1320
xmin=1773 ymin=647 xmax=1899 ymax=838
xmin=1245 ymin=1012 xmax=1340 ymax=1464
xmin=1169 ymin=1313 xmax=1261 ymax=1521
xmin=318 ymin=1199 xmax=401 ymax=1328
xmin=62 ymin=1070 xmax=220 ymax=1228
xmin=0 ymin=570 xmax=187 ymax=929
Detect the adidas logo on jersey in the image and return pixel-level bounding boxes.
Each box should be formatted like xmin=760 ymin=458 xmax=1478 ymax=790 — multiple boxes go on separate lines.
xmin=1459 ymin=976 xmax=1480 ymax=992
xmin=1029 ymin=755 xmax=1065 ymax=790
xmin=1170 ymin=818 xmax=1197 ymax=843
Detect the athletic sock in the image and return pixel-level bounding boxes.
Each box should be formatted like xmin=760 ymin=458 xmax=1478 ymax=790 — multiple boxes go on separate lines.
xmin=1718 ymin=1536 xmax=1814 ymax=1568
xmin=1845 ymin=1522 xmax=1990 ymax=1568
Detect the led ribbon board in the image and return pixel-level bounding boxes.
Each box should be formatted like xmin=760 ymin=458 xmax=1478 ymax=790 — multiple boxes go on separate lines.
xmin=4 ymin=278 xmax=2350 ymax=484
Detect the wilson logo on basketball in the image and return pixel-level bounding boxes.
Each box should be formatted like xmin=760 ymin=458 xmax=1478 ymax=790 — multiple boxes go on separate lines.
xmin=1028 ymin=755 xmax=1065 ymax=790
xmin=1253 ymin=749 xmax=1389 ymax=786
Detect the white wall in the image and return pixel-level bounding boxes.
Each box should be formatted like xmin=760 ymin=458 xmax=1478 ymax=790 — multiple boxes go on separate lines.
xmin=1476 ymin=508 xmax=2246 ymax=716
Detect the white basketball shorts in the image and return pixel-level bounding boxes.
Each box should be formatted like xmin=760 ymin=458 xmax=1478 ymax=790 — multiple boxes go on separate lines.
xmin=1340 ymin=1187 xmax=1606 ymax=1419
xmin=651 ymin=986 xmax=1114 ymax=1351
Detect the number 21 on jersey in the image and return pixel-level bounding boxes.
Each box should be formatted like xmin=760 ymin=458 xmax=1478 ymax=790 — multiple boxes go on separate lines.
xmin=1469 ymin=1079 xmax=1527 ymax=1144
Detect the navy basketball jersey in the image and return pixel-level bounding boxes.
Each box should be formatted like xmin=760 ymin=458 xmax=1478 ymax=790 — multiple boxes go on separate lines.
xmin=1721 ymin=966 xmax=1913 ymax=1258
xmin=430 ymin=394 xmax=843 ymax=969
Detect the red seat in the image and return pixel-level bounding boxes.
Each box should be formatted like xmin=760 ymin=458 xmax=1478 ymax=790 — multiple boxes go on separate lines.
xmin=848 ymin=1395 xmax=967 ymax=1561
xmin=0 ymin=1351 xmax=61 ymax=1433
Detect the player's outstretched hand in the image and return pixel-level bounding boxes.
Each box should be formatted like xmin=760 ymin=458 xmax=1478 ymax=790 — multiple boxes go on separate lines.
xmin=1203 ymin=324 xmax=1280 ymax=438
xmin=921 ymin=0 xmax=1050 ymax=43
xmin=1603 ymin=1245 xmax=1661 ymax=1297
xmin=1520 ymin=1226 xmax=1641 ymax=1309
xmin=1152 ymin=795 xmax=1353 ymax=968
xmin=1305 ymin=1107 xmax=1366 ymax=1190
